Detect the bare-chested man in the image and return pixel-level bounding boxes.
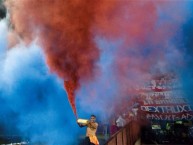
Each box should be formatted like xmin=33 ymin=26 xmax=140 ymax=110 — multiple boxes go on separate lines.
xmin=78 ymin=115 xmax=99 ymax=145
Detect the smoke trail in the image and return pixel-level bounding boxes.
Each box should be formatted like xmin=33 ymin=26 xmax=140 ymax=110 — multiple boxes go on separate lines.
xmin=5 ymin=0 xmax=102 ymax=117
xmin=3 ymin=0 xmax=173 ymax=118
xmin=4 ymin=0 xmax=193 ymax=132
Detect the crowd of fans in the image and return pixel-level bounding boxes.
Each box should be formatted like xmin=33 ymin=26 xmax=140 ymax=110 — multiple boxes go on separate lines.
xmin=106 ymin=73 xmax=193 ymax=145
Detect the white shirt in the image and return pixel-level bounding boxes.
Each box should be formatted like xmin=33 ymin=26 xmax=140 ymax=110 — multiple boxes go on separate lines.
xmin=116 ymin=116 xmax=126 ymax=127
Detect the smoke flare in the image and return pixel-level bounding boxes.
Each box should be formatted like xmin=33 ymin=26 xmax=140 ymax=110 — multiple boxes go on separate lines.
xmin=6 ymin=0 xmax=102 ymax=116
xmin=5 ymin=0 xmax=189 ymax=118
xmin=64 ymin=80 xmax=78 ymax=118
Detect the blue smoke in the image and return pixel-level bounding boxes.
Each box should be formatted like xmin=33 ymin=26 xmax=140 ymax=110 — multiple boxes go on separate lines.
xmin=0 ymin=20 xmax=80 ymax=144
xmin=77 ymin=39 xmax=120 ymax=122
xmin=180 ymin=3 xmax=193 ymax=104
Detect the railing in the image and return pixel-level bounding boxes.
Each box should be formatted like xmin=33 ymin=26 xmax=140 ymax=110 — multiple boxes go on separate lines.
xmin=104 ymin=121 xmax=141 ymax=145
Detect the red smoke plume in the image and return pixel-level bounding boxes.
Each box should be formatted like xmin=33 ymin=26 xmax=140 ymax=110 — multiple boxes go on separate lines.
xmin=64 ymin=80 xmax=78 ymax=117
xmin=6 ymin=0 xmax=186 ymax=117
xmin=6 ymin=0 xmax=102 ymax=117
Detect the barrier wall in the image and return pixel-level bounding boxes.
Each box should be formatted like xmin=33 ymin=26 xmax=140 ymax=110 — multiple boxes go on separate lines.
xmin=104 ymin=121 xmax=141 ymax=145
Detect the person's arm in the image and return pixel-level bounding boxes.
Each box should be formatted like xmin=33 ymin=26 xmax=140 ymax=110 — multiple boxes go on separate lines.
xmin=77 ymin=122 xmax=87 ymax=128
